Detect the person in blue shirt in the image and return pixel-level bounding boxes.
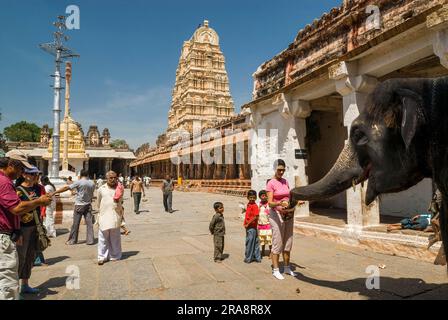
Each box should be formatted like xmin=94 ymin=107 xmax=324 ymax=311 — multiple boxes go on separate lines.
xmin=387 ymin=213 xmax=433 ymax=232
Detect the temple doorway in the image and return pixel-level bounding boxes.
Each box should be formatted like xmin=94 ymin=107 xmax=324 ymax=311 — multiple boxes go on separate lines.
xmin=305 ymin=110 xmax=347 ymax=216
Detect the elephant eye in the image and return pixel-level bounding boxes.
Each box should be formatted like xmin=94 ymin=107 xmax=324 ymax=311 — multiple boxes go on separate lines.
xmin=351 ymin=128 xmax=369 ymax=146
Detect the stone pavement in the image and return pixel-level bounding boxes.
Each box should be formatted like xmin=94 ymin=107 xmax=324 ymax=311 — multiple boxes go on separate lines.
xmin=27 ymin=188 xmax=448 ymax=300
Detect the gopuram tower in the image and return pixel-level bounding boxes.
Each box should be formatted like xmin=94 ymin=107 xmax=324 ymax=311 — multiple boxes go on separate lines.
xmin=167 ymin=20 xmax=235 ymax=140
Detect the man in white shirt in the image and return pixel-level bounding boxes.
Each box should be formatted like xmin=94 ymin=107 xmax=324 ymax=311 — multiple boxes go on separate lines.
xmin=96 ymin=171 xmax=123 ymax=265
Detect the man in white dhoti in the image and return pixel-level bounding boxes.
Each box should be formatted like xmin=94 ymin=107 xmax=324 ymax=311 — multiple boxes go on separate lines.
xmin=96 ymin=171 xmax=123 ymax=265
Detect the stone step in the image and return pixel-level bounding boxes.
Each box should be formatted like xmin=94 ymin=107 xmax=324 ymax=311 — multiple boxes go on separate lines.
xmin=295 ymin=222 xmax=443 ymax=264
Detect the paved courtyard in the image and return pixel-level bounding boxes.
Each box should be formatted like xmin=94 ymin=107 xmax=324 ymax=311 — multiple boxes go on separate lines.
xmin=27 ymin=188 xmax=448 ymax=300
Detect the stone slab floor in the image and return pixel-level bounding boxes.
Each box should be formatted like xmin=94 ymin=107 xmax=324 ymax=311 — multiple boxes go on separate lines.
xmin=26 ymin=188 xmax=448 ymax=300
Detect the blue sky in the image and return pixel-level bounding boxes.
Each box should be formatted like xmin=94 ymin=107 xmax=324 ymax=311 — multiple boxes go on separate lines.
xmin=0 ymin=0 xmax=341 ymax=149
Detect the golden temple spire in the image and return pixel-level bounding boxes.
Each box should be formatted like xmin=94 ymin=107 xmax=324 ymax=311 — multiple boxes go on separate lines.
xmin=64 ymin=61 xmax=72 ymax=119
xmin=63 ymin=61 xmax=72 ymax=171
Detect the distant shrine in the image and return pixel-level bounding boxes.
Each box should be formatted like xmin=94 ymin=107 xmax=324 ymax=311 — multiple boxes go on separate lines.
xmin=8 ymin=62 xmax=135 ymax=178
xmin=7 ymin=62 xmax=135 ymax=178
xmin=8 ymin=123 xmax=135 ymax=178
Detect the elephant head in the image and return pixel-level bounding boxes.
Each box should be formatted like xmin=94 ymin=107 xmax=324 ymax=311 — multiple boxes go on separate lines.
xmin=291 ymin=78 xmax=432 ymax=205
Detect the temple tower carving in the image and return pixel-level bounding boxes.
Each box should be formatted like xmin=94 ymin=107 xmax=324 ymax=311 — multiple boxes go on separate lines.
xmin=167 ymin=20 xmax=235 ymax=140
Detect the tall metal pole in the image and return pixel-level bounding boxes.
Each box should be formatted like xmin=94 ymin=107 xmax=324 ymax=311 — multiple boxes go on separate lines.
xmin=50 ymin=48 xmax=62 ymax=179
xmin=40 ymin=15 xmax=79 ymax=180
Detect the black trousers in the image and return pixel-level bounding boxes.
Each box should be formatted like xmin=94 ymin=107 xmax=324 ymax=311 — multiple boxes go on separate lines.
xmin=17 ymin=226 xmax=37 ymax=280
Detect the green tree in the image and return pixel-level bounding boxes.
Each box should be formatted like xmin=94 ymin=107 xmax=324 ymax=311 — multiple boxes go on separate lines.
xmin=0 ymin=132 xmax=6 ymax=153
xmin=110 ymin=139 xmax=128 ymax=149
xmin=4 ymin=121 xmax=41 ymax=142
xmin=0 ymin=112 xmax=7 ymax=153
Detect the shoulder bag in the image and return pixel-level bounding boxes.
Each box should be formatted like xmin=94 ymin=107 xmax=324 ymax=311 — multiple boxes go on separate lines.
xmin=17 ymin=186 xmax=51 ymax=251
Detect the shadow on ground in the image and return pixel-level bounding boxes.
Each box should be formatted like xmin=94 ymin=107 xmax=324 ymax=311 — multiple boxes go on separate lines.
xmin=25 ymin=277 xmax=68 ymax=300
xmin=290 ymin=262 xmax=307 ymax=270
xmin=56 ymin=228 xmax=70 ymax=236
xmin=295 ymin=272 xmax=448 ymax=300
xmin=121 ymin=251 xmax=140 ymax=260
xmin=45 ymin=256 xmax=70 ymax=265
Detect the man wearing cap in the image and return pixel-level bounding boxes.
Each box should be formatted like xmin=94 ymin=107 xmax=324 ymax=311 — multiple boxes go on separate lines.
xmin=0 ymin=150 xmax=51 ymax=300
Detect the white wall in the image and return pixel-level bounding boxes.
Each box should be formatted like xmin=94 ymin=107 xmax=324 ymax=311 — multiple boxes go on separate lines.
xmin=251 ymin=110 xmax=301 ymax=193
xmin=379 ymin=178 xmax=432 ymax=217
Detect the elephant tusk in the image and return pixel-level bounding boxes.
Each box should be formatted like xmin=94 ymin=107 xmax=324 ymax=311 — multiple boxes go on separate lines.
xmin=352 ymin=179 xmax=357 ymax=192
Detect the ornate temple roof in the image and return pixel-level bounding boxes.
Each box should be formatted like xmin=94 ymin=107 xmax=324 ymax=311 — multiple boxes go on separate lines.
xmin=246 ymin=0 xmax=445 ymax=105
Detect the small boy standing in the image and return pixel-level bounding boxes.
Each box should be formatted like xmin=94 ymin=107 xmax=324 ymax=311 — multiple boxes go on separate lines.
xmin=209 ymin=202 xmax=226 ymax=263
xmin=244 ymin=190 xmax=262 ymax=263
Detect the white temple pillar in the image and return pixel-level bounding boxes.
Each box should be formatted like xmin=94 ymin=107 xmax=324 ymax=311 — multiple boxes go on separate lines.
xmin=291 ymin=99 xmax=311 ymax=217
xmin=248 ymin=107 xmax=262 ymax=191
xmin=330 ymin=61 xmax=380 ymax=229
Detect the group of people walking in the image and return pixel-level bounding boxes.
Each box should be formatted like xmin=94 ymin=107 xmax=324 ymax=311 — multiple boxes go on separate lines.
xmin=210 ymin=159 xmax=299 ymax=280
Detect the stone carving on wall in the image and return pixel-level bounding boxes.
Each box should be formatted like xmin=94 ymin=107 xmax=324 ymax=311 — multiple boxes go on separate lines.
xmin=102 ymin=128 xmax=111 ymax=146
xmin=40 ymin=124 xmax=50 ymax=146
xmin=87 ymin=125 xmax=101 ymax=147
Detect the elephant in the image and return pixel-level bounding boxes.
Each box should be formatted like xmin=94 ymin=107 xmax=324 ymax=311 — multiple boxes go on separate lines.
xmin=290 ymin=76 xmax=448 ymax=266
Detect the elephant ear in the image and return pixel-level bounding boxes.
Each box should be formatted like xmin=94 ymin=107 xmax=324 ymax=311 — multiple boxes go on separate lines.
xmin=396 ymin=89 xmax=423 ymax=149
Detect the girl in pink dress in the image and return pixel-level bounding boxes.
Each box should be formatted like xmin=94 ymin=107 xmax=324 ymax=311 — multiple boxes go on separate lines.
xmin=258 ymin=190 xmax=272 ymax=259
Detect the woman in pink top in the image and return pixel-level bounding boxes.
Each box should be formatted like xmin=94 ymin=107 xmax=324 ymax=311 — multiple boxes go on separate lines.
xmin=266 ymin=159 xmax=297 ymax=280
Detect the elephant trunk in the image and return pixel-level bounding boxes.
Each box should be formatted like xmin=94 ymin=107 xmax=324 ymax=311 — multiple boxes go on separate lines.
xmin=291 ymin=143 xmax=365 ymax=202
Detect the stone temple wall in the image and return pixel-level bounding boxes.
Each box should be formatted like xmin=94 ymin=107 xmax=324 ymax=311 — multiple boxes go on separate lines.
xmin=253 ymin=0 xmax=445 ymax=100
